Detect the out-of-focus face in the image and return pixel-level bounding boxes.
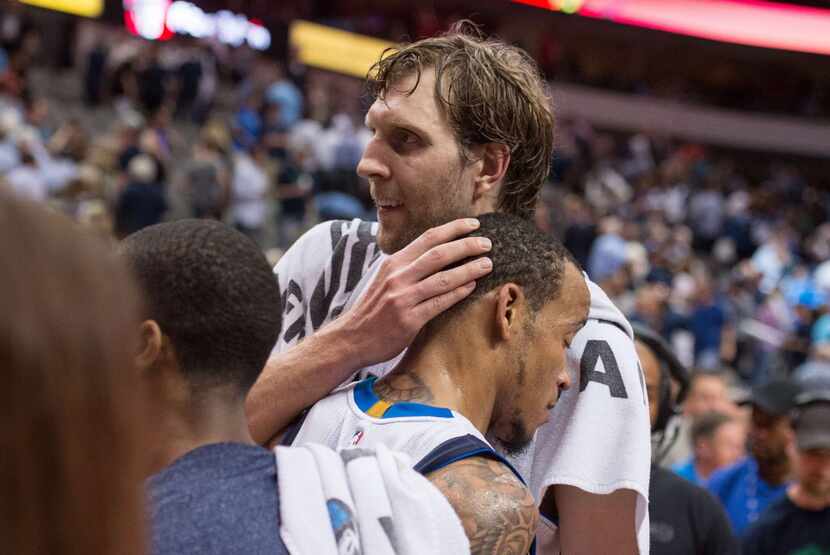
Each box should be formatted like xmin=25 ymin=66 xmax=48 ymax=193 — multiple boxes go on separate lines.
xmin=684 ymin=374 xmax=732 ymax=418
xmin=705 ymin=420 xmax=747 ymax=470
xmin=358 ymin=68 xmax=487 ymax=254
xmin=636 ymin=340 xmax=662 ymax=428
xmin=749 ymin=407 xmax=793 ymax=465
xmin=793 ymin=448 xmax=830 ymax=498
xmin=491 ymin=262 xmax=590 ymax=455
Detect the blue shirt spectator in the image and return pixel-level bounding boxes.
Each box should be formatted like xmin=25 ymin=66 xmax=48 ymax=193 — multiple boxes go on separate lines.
xmin=706 ymin=457 xmax=789 ymax=536
xmin=147 ymin=442 xmax=288 ymax=555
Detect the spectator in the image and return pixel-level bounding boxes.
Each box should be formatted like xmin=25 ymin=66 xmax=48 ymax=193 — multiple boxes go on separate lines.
xmin=636 ymin=325 xmax=740 ymax=555
xmin=707 ymin=379 xmax=800 ymax=536
xmin=114 ymin=153 xmax=167 ymax=238
xmin=0 ymin=192 xmax=146 ymax=555
xmin=182 ymin=128 xmax=230 ymax=220
xmin=742 ymin=392 xmax=830 ymax=554
xmin=662 ymin=371 xmax=739 ymax=466
xmin=3 ymin=141 xmax=44 ymax=201
xmin=689 ymin=277 xmax=735 ymax=370
xmin=230 ymin=145 xmax=271 ymax=241
xmin=122 ymin=219 xmax=287 ymax=555
xmin=673 ymin=412 xmax=746 ymax=486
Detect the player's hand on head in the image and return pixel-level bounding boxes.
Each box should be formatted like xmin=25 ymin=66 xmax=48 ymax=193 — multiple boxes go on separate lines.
xmin=338 ymin=218 xmax=492 ymax=367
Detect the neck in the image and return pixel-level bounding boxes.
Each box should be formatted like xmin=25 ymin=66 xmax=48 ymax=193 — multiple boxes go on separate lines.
xmin=148 ymin=388 xmax=254 ymax=476
xmin=788 ymin=483 xmax=830 ymax=511
xmin=694 ymin=458 xmax=718 ymax=481
xmin=757 ymin=456 xmax=791 ymax=486
xmin=375 ymin=326 xmax=497 ymax=436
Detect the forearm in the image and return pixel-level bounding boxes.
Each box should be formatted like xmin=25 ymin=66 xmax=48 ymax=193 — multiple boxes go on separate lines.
xmin=551 ymin=485 xmax=639 ymax=555
xmin=245 ymin=320 xmax=363 ymax=444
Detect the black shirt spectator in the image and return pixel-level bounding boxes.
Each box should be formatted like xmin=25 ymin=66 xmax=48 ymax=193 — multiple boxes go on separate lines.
xmin=650 ymin=464 xmax=740 ymax=555
xmin=742 ymin=495 xmax=830 ymax=555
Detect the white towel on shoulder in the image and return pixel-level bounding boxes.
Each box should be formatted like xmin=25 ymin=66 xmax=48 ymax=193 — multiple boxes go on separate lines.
xmin=275 ymin=442 xmax=470 ymax=555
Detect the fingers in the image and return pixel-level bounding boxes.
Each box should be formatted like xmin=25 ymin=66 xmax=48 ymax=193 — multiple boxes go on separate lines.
xmin=412 ymin=281 xmax=477 ymax=323
xmin=397 ymin=218 xmax=482 ymax=263
xmin=405 ymin=235 xmax=492 ymax=283
xmin=412 ymin=256 xmax=492 ymax=305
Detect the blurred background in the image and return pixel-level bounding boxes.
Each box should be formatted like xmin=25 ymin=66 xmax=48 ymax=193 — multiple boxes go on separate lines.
xmin=0 ymin=0 xmax=828 ymax=402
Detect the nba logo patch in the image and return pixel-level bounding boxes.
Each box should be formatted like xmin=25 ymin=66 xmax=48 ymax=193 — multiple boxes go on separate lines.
xmin=350 ymin=430 xmax=364 ymax=446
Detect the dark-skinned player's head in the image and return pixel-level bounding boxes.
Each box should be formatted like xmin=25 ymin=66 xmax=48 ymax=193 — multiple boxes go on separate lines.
xmin=122 ymin=219 xmax=281 ymax=397
xmin=426 ymin=213 xmax=589 ymax=455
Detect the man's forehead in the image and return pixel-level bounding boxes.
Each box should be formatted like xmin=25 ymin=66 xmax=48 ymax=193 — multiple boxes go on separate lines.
xmin=366 ymin=69 xmax=444 ymax=129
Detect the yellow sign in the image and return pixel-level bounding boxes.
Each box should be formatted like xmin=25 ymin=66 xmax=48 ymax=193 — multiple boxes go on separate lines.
xmin=289 ymin=20 xmax=394 ymax=79
xmin=21 ymin=0 xmax=103 ymax=17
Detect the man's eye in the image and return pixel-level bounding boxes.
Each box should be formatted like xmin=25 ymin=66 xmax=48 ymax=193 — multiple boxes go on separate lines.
xmin=395 ymin=131 xmax=419 ymax=146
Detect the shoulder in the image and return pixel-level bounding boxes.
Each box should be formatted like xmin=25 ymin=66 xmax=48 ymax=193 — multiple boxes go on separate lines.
xmin=741 ymin=497 xmax=792 ymax=553
xmin=584 ymin=275 xmax=634 ymax=340
xmin=707 ymin=458 xmax=749 ymax=493
xmin=277 ymin=218 xmax=377 ymax=263
xmin=427 ymin=456 xmax=537 ymax=555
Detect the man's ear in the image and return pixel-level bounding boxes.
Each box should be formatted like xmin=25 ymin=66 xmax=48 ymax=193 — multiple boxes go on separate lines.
xmin=473 ymin=142 xmax=510 ymax=205
xmin=136 ymin=320 xmax=164 ymax=371
xmin=494 ymin=283 xmax=524 ymax=342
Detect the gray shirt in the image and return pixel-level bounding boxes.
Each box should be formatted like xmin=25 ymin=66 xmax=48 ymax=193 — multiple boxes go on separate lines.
xmin=147 ymin=442 xmax=288 ymax=555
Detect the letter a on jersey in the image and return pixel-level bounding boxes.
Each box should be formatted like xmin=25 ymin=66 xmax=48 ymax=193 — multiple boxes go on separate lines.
xmin=579 ymin=339 xmax=628 ymax=398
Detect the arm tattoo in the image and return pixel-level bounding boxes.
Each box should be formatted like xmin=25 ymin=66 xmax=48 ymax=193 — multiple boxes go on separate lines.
xmin=428 ymin=457 xmax=538 ymax=555
xmin=373 ymin=371 xmax=434 ymax=403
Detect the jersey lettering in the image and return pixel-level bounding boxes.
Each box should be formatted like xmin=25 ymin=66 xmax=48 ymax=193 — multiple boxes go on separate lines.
xmin=579 ymin=339 xmax=628 ymax=398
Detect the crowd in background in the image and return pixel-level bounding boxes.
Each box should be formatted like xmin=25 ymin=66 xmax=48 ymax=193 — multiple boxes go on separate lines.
xmin=1 ymin=3 xmax=829 ymax=549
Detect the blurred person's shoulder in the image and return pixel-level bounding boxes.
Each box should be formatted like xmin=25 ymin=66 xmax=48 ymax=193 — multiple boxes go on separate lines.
xmin=147 ymin=443 xmax=286 ymax=555
xmin=706 ymin=457 xmax=751 ymax=493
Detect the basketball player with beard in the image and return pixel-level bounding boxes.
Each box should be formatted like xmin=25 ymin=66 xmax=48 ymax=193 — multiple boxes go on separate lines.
xmin=247 ymin=24 xmax=650 ymax=554
xmin=289 ymin=213 xmax=589 ymax=554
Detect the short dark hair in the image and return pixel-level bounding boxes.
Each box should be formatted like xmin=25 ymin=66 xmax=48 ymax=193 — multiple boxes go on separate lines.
xmin=122 ymin=219 xmax=281 ymax=394
xmin=442 ymin=213 xmax=573 ymax=320
xmin=691 ymin=411 xmax=734 ymax=445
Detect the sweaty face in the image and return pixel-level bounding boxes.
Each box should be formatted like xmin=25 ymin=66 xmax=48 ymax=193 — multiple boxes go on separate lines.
xmin=794 ymin=448 xmax=830 ymax=498
xmin=358 ymin=68 xmax=482 ymax=254
xmin=492 ymin=263 xmax=590 ymax=455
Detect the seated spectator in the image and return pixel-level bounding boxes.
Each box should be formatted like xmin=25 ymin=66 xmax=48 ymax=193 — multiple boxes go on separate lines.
xmin=742 ymin=392 xmax=830 ymax=554
xmin=0 ymin=192 xmax=146 ymax=555
xmin=707 ymin=379 xmax=800 ymax=536
xmin=290 ymin=213 xmax=590 ymax=554
xmin=636 ymin=325 xmax=739 ymax=555
xmin=674 ymin=412 xmax=746 ymax=486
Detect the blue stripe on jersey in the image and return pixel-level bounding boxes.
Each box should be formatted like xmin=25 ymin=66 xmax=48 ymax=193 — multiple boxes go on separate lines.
xmin=353 ymin=376 xmax=454 ymax=419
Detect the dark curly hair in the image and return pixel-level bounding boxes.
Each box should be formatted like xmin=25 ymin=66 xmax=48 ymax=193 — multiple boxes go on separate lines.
xmin=121 ymin=219 xmax=281 ymax=394
xmin=440 ymin=212 xmax=573 ymax=322
xmin=367 ymin=21 xmax=555 ymax=220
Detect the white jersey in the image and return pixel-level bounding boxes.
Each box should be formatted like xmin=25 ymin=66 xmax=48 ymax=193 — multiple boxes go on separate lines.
xmin=291 ymin=376 xmax=490 ymax=467
xmin=273 ymin=219 xmax=652 ymax=554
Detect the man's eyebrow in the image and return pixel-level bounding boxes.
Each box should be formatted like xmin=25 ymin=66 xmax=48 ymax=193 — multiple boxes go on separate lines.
xmin=365 ymin=112 xmax=429 ymax=137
